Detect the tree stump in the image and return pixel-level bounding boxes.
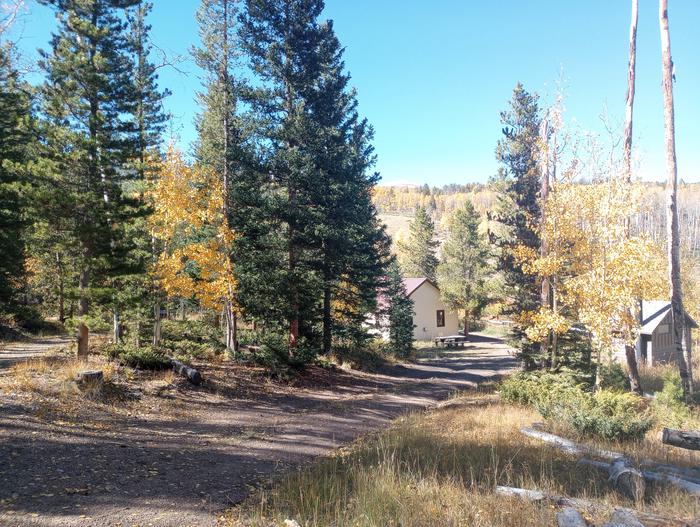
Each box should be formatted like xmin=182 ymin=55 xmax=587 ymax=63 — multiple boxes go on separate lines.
xmin=76 ymin=370 xmax=103 ymax=385
xmin=662 ymin=428 xmax=700 ymax=451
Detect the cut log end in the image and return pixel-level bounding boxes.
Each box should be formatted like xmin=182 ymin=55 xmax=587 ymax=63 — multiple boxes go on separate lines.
xmin=609 ymin=458 xmax=646 ymax=504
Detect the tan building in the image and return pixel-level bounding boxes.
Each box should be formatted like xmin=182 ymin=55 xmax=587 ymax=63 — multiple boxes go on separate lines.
xmin=403 ymin=277 xmax=460 ymax=341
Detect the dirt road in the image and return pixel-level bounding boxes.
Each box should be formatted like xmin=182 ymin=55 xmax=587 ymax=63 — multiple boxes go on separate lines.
xmin=0 ymin=336 xmax=74 ymax=370
xmin=0 ymin=335 xmax=517 ymax=527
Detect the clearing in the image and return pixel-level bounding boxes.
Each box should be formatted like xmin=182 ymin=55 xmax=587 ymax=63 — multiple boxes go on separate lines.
xmin=0 ymin=335 xmax=516 ymax=527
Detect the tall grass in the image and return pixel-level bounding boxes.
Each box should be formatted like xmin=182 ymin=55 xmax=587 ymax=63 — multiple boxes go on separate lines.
xmin=225 ymin=393 xmax=699 ymax=527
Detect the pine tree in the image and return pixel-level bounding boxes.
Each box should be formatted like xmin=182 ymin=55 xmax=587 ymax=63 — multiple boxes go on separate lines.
xmin=383 ymin=261 xmax=414 ymax=357
xmin=38 ymin=0 xmax=140 ymax=356
xmin=493 ymin=82 xmax=542 ymax=367
xmin=396 ymin=206 xmax=439 ymax=280
xmin=240 ymin=0 xmax=333 ymax=353
xmin=0 ymin=45 xmax=32 ymax=317
xmin=436 ymin=202 xmax=490 ymax=337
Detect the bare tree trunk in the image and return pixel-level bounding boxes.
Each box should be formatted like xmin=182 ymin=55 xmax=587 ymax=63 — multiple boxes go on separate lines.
xmin=622 ymin=0 xmax=643 ymax=394
xmin=77 ymin=264 xmax=89 ymax=359
xmin=659 ymin=0 xmax=691 ymax=395
xmin=152 ymin=302 xmax=162 ymax=346
xmin=540 ymin=121 xmax=550 ymax=362
xmin=322 ymin=283 xmax=332 ymax=355
xmin=56 ymin=252 xmax=65 ymax=324
xmin=113 ymin=311 xmax=121 ymax=343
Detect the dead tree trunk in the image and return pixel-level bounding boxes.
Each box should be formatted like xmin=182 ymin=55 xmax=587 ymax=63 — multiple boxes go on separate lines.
xmin=659 ymin=0 xmax=691 ymax=395
xmin=77 ymin=263 xmax=90 ymax=359
xmin=623 ymin=0 xmax=643 ymax=395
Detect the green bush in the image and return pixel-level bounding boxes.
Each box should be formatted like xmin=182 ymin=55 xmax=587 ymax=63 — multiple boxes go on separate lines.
xmin=160 ymin=319 xmax=225 ymax=361
xmin=501 ymin=370 xmax=653 ymax=441
xmin=499 ymin=370 xmax=584 ymax=407
xmin=105 ymin=344 xmax=171 ymax=370
xmin=554 ymin=390 xmax=653 ymax=441
xmin=651 ymin=371 xmax=692 ymax=428
xmin=598 ymin=362 xmax=630 ymax=392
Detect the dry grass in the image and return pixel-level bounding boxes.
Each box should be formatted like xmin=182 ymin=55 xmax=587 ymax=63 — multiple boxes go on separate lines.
xmin=223 ymin=391 xmax=699 ymax=527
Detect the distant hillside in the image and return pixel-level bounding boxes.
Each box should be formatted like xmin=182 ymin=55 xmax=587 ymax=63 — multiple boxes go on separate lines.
xmin=374 ymin=182 xmax=700 ymax=257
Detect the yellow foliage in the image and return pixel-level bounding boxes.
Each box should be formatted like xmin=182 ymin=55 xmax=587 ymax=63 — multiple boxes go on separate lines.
xmin=515 ymin=180 xmax=667 ymax=350
xmin=150 ymin=147 xmax=237 ymax=312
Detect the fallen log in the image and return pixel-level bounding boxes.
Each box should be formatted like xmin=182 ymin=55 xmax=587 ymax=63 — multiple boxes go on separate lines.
xmin=662 ymin=428 xmax=700 ymax=451
xmin=579 ymin=458 xmax=700 ymax=498
xmin=171 ymin=359 xmax=202 ymax=385
xmin=494 ymin=486 xmax=685 ymax=527
xmin=522 ymin=426 xmax=700 ymax=497
xmin=521 ymin=427 xmax=620 ymax=460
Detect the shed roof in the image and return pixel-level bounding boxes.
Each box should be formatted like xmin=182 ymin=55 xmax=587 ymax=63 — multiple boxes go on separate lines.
xmin=641 ymin=300 xmax=698 ymax=335
xmin=402 ymin=277 xmax=438 ymax=297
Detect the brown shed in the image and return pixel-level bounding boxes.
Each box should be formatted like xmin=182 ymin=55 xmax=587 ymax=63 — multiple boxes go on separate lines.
xmin=638 ymin=300 xmax=697 ymax=365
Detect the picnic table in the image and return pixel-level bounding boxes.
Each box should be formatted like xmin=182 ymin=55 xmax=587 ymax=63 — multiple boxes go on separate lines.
xmin=433 ymin=334 xmax=468 ymax=347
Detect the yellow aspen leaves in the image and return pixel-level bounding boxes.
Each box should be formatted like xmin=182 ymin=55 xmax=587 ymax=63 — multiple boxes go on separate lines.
xmin=150 ymin=147 xmax=237 ymax=312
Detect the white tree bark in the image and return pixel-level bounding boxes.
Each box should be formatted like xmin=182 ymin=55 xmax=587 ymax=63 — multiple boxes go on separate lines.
xmin=659 ymin=0 xmax=692 ymax=395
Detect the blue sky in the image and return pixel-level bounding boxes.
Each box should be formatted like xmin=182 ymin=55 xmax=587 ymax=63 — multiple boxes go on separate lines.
xmin=10 ymin=0 xmax=700 ymax=184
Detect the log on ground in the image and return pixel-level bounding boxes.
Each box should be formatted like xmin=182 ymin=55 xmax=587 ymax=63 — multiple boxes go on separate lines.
xmin=662 ymin=428 xmax=700 ymax=451
xmin=171 ymin=359 xmax=202 ymax=385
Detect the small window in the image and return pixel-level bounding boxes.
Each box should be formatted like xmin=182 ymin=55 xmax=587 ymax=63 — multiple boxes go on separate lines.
xmin=436 ymin=310 xmax=445 ymax=327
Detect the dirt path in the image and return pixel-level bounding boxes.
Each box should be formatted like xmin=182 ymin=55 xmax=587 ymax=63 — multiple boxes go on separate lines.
xmin=0 ymin=335 xmax=517 ymax=527
xmin=0 ymin=336 xmax=74 ymax=370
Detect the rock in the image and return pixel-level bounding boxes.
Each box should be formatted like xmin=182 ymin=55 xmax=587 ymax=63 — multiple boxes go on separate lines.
xmin=556 ymin=507 xmax=588 ymax=527
xmin=605 ymin=509 xmax=645 ymax=527
xmin=284 ymin=520 xmax=301 ymax=527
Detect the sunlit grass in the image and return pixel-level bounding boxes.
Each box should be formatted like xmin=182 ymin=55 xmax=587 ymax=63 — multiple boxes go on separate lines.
xmin=223 ymin=391 xmax=699 ymax=527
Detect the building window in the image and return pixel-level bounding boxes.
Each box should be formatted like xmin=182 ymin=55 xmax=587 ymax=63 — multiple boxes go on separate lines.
xmin=436 ymin=310 xmax=445 ymax=327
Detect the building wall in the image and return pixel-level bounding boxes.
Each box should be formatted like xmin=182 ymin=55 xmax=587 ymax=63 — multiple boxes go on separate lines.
xmin=651 ymin=311 xmax=676 ymax=364
xmin=410 ymin=282 xmax=459 ymax=341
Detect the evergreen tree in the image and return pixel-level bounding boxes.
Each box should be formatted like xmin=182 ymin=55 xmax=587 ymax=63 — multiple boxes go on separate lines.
xmin=493 ymin=82 xmax=543 ymax=367
xmin=38 ymin=0 xmax=140 ymax=356
xmin=0 ymin=45 xmax=32 ymax=317
xmin=240 ymin=0 xmax=336 ymax=353
xmin=382 ymin=261 xmax=414 ymax=357
xmin=396 ymin=206 xmax=439 ymax=280
xmin=437 ymin=201 xmax=490 ymax=336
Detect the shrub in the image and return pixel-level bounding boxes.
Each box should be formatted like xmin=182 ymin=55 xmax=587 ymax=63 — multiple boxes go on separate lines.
xmin=501 ymin=370 xmax=653 ymax=441
xmin=598 ymin=362 xmax=630 ymax=392
xmin=499 ymin=370 xmax=584 ymax=407
xmin=651 ymin=371 xmax=692 ymax=428
xmin=104 ymin=344 xmax=171 ymax=370
xmin=559 ymin=390 xmax=653 ymax=441
xmin=160 ymin=319 xmax=225 ymax=361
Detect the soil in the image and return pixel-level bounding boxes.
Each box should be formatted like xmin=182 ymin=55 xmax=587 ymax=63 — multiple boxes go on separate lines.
xmin=0 ymin=335 xmax=517 ymax=527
